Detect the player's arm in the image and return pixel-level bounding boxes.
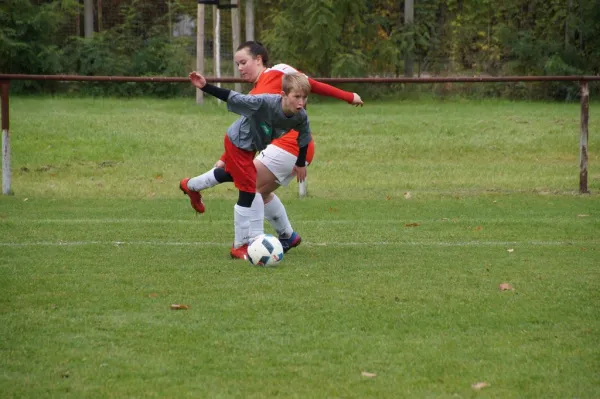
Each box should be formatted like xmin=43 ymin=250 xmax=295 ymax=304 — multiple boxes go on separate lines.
xmin=296 ymin=145 xmax=308 ymax=167
xmin=293 ymin=147 xmax=308 ymax=183
xmin=293 ymin=119 xmax=312 ymax=182
xmin=201 ymin=84 xmax=231 ymax=101
xmin=190 ymin=71 xmax=263 ymax=117
xmin=307 ymin=78 xmax=363 ymax=106
xmin=190 ymin=71 xmax=231 ymax=101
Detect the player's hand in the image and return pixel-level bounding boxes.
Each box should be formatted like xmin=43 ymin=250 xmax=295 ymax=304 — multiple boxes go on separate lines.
xmin=293 ymin=165 xmax=307 ymax=182
xmin=214 ymin=159 xmax=226 ymax=169
xmin=189 ymin=71 xmax=207 ymax=89
xmin=351 ymin=93 xmax=364 ymax=107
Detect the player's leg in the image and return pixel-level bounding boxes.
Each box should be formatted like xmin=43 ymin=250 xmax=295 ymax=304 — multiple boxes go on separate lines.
xmin=255 ymin=147 xmax=302 ymax=253
xmin=180 ymin=137 xmax=233 ymax=214
xmin=188 ymin=167 xmax=232 ymax=191
xmin=180 ymin=167 xmax=232 ymax=213
xmin=225 ymin=137 xmax=261 ymax=260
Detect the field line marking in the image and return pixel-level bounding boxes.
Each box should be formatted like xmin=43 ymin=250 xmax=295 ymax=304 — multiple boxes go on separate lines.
xmin=3 ymin=217 xmax=583 ymax=225
xmin=0 ymin=240 xmax=591 ymax=248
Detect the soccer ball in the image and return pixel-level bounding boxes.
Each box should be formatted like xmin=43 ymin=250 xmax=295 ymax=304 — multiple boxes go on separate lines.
xmin=247 ymin=234 xmax=284 ymax=267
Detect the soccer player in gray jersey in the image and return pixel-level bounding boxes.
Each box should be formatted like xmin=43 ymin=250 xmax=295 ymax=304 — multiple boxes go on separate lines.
xmin=183 ymin=71 xmax=312 ymax=260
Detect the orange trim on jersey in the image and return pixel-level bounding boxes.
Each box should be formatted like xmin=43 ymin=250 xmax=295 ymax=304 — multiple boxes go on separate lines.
xmin=270 ymin=131 xmax=315 ymax=164
xmin=249 ymin=64 xmax=350 ymax=161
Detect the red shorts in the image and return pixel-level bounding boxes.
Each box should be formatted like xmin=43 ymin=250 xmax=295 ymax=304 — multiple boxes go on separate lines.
xmin=223 ymin=135 xmax=256 ymax=193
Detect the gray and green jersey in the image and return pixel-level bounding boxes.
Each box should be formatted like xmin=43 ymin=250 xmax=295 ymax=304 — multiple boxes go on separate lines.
xmin=225 ymin=92 xmax=311 ymax=152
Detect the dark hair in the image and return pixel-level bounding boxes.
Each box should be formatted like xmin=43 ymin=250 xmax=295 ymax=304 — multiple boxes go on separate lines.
xmin=236 ymin=41 xmax=269 ymax=67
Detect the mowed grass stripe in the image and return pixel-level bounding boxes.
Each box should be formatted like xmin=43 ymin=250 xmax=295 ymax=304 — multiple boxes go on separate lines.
xmin=3 ymin=217 xmax=593 ymax=224
xmin=0 ymin=239 xmax=595 ymax=247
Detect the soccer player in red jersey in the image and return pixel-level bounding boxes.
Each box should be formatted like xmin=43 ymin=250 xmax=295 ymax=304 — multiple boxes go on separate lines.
xmin=181 ymin=41 xmax=363 ymax=258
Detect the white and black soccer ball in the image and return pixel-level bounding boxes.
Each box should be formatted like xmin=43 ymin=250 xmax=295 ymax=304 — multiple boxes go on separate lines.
xmin=247 ymin=234 xmax=284 ymax=267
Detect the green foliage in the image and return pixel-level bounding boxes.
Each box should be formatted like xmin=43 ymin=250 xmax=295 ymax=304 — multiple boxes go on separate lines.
xmin=262 ymin=0 xmax=368 ymax=77
xmin=3 ymin=0 xmax=600 ymax=99
xmin=2 ymin=0 xmax=193 ymax=96
xmin=61 ymin=0 xmax=194 ymax=96
xmin=0 ymin=0 xmax=79 ymax=91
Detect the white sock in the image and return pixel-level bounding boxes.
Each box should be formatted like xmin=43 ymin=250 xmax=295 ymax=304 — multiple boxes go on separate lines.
xmin=264 ymin=194 xmax=293 ymax=238
xmin=233 ymin=204 xmax=252 ymax=248
xmin=188 ymin=168 xmax=219 ymax=191
xmin=249 ymin=194 xmax=265 ymax=243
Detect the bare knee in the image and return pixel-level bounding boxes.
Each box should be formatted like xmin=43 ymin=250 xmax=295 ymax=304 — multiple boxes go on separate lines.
xmin=261 ymin=191 xmax=275 ymax=203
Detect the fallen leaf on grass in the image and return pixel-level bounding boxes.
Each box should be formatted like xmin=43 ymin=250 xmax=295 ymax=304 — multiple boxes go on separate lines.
xmin=471 ymin=382 xmax=489 ymax=390
xmin=170 ymin=304 xmax=189 ymax=310
xmin=148 ymin=293 xmax=159 ymax=298
xmin=405 ymin=222 xmax=420 ymax=227
xmin=499 ymin=283 xmax=514 ymax=291
xmin=361 ymin=371 xmax=376 ymax=378
xmin=474 ymin=226 xmax=483 ymax=231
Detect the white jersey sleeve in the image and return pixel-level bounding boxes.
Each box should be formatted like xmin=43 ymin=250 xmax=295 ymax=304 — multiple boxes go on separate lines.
xmin=267 ymin=64 xmax=300 ymax=75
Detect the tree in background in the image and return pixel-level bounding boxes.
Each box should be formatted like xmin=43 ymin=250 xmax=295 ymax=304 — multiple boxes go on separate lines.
xmin=2 ymin=0 xmax=600 ymax=99
xmin=259 ymin=0 xmax=368 ymax=77
xmin=0 ymin=0 xmax=79 ymax=79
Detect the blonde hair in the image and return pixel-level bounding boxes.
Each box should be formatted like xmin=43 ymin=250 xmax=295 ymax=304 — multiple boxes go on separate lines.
xmin=281 ymin=73 xmax=311 ymax=96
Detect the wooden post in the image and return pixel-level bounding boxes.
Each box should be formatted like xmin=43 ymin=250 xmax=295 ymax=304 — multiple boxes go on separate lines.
xmin=97 ymin=0 xmax=103 ymax=32
xmin=245 ymin=0 xmax=254 ymax=41
xmin=579 ymin=81 xmax=589 ymax=194
xmin=1 ymin=81 xmax=11 ymax=195
xmin=196 ymin=3 xmax=205 ymax=105
xmin=404 ymin=0 xmax=414 ymax=77
xmin=213 ymin=5 xmax=221 ymax=102
xmin=231 ymin=0 xmax=241 ymax=92
xmin=167 ymin=1 xmax=172 ymax=40
xmin=83 ymin=0 xmax=94 ymax=38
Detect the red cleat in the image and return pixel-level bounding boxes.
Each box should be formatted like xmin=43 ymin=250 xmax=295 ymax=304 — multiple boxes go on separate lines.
xmin=179 ymin=178 xmax=205 ymax=214
xmin=230 ymin=244 xmax=249 ymax=260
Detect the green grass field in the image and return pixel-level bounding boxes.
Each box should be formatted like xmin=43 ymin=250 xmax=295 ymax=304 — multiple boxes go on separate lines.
xmin=1 ymin=96 xmax=599 ymax=398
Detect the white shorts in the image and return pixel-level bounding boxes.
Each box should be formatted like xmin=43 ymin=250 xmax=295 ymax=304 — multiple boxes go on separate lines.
xmin=256 ymin=145 xmax=309 ymax=187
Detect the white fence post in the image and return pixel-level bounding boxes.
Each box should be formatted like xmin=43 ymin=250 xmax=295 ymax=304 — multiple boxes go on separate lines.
xmin=579 ymin=81 xmax=589 ymax=194
xmin=299 ymin=180 xmax=307 ymax=198
xmin=1 ymin=81 xmax=11 ymax=195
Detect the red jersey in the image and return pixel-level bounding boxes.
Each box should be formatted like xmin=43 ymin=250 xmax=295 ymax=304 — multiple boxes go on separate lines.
xmin=250 ymin=64 xmax=355 ymax=162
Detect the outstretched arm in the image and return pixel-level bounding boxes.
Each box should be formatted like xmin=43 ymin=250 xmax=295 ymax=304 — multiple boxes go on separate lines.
xmin=189 ymin=71 xmax=231 ymax=101
xmin=190 ymin=71 xmax=262 ymax=120
xmin=308 ymin=78 xmax=363 ymax=106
